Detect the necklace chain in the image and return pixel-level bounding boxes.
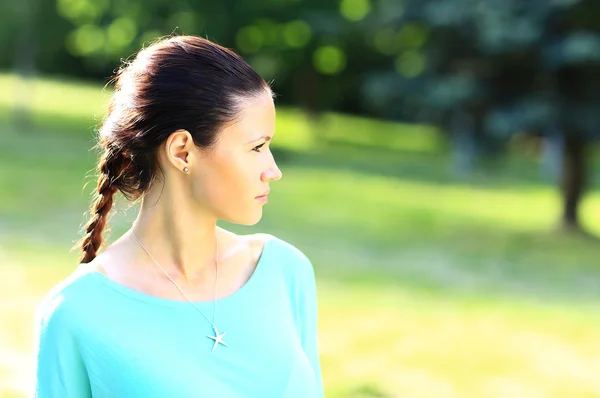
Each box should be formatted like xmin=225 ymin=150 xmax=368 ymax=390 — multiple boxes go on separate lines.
xmin=130 ymin=228 xmax=219 ymax=330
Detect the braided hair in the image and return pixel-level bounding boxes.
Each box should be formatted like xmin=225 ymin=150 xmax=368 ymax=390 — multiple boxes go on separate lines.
xmin=75 ymin=35 xmax=271 ymax=263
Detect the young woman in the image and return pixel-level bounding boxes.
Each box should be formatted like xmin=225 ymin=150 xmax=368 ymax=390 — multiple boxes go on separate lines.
xmin=32 ymin=35 xmax=324 ymax=397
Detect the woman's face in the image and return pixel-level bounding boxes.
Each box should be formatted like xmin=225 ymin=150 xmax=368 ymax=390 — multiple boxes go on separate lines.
xmin=190 ymin=90 xmax=282 ymax=225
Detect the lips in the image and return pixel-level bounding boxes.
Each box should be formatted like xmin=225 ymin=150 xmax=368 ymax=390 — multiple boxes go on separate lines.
xmin=256 ymin=190 xmax=270 ymax=198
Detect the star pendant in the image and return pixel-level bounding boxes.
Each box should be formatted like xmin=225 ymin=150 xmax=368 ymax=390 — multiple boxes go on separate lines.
xmin=208 ymin=327 xmax=228 ymax=352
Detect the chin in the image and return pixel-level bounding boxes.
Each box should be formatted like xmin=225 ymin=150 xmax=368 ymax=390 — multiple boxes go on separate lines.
xmin=226 ymin=209 xmax=263 ymax=226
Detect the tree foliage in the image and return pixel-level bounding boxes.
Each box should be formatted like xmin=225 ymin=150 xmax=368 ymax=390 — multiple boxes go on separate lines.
xmin=362 ymin=0 xmax=600 ymax=229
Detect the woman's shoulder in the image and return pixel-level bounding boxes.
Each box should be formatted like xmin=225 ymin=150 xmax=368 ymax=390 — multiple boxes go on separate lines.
xmin=245 ymin=233 xmax=315 ymax=283
xmin=34 ymin=264 xmax=100 ymax=326
xmin=241 ymin=232 xmax=312 ymax=264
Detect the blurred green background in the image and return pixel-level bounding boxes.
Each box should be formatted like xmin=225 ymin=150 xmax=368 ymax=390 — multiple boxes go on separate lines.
xmin=2 ymin=0 xmax=600 ymax=397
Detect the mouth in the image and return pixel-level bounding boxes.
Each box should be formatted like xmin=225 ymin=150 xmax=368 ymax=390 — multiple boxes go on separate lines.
xmin=256 ymin=190 xmax=270 ymax=199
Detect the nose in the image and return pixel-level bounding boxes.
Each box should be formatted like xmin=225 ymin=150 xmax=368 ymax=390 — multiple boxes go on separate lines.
xmin=261 ymin=157 xmax=282 ymax=182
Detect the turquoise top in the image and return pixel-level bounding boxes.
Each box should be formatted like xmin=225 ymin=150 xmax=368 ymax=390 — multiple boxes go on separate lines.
xmin=32 ymin=235 xmax=324 ymax=398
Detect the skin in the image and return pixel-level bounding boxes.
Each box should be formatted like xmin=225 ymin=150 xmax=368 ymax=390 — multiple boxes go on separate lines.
xmin=89 ymin=88 xmax=282 ymax=301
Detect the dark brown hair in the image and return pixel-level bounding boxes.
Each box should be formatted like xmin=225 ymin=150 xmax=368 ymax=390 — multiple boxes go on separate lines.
xmin=75 ymin=35 xmax=271 ymax=264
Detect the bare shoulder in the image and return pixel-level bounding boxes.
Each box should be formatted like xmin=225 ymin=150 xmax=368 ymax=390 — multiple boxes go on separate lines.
xmin=236 ymin=232 xmax=274 ymax=260
xmin=243 ymin=232 xmax=312 ymax=268
xmin=223 ymin=231 xmax=315 ymax=285
xmin=85 ymin=243 xmax=123 ymax=277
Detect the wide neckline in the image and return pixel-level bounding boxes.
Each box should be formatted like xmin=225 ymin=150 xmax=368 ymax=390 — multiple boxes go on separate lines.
xmin=82 ymin=237 xmax=274 ymax=307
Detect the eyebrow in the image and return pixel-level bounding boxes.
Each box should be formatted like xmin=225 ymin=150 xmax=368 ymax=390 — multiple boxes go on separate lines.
xmin=247 ymin=135 xmax=272 ymax=144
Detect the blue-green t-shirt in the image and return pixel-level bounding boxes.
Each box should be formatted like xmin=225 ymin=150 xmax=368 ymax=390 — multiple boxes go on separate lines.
xmin=32 ymin=235 xmax=324 ymax=397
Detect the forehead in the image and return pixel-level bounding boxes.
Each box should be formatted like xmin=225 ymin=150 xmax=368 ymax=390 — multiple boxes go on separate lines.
xmin=219 ymin=92 xmax=275 ymax=143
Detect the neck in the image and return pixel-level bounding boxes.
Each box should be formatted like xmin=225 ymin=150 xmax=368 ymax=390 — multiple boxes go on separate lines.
xmin=130 ymin=190 xmax=221 ymax=284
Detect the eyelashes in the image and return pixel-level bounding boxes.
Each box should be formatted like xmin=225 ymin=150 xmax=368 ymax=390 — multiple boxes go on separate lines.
xmin=252 ymin=143 xmax=266 ymax=153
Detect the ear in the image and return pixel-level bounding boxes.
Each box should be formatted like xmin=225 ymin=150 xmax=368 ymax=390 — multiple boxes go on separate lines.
xmin=164 ymin=129 xmax=194 ymax=171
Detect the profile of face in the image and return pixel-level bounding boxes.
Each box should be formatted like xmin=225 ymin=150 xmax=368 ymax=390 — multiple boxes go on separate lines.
xmin=162 ymin=89 xmax=282 ymax=226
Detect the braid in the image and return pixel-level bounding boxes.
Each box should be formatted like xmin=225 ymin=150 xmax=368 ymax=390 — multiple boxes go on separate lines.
xmin=76 ymin=147 xmax=122 ymax=263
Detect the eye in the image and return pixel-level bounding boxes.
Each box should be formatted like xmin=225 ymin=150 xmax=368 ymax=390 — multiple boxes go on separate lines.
xmin=252 ymin=143 xmax=266 ymax=153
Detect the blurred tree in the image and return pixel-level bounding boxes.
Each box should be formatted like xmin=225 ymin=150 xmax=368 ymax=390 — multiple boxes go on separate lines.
xmin=362 ymin=0 xmax=600 ymax=232
xmin=0 ymin=0 xmax=391 ymax=115
xmin=8 ymin=0 xmax=42 ymax=129
xmin=12 ymin=0 xmax=36 ymax=128
xmin=20 ymin=0 xmax=352 ymax=113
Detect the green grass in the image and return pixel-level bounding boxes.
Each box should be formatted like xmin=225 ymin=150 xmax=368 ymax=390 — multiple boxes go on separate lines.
xmin=2 ymin=72 xmax=600 ymax=397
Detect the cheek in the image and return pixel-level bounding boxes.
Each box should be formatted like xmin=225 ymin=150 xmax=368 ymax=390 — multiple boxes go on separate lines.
xmin=193 ymin=156 xmax=255 ymax=204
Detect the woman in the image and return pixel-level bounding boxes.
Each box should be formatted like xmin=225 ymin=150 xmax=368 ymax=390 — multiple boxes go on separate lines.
xmin=32 ymin=35 xmax=324 ymax=398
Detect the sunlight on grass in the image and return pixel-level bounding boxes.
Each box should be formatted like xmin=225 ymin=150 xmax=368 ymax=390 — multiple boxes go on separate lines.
xmin=580 ymin=192 xmax=600 ymax=236
xmin=318 ymin=112 xmax=443 ymax=153
xmin=273 ymin=108 xmax=317 ymax=150
xmin=276 ymin=167 xmax=600 ymax=239
xmin=318 ymin=283 xmax=600 ymax=398
xmin=0 ymin=73 xmax=109 ymax=124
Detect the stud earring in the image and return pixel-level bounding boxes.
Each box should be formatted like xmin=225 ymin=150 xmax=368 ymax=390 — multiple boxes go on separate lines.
xmin=183 ymin=167 xmax=189 ymax=173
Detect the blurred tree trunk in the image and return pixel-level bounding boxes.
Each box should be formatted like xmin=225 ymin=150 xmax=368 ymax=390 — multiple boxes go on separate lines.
xmin=560 ymin=134 xmax=586 ymax=231
xmin=13 ymin=0 xmax=38 ymax=129
xmin=297 ymin=66 xmax=318 ymax=119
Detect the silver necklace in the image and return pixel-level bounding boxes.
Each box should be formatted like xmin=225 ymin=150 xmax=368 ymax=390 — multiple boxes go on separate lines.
xmin=131 ymin=228 xmax=228 ymax=352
